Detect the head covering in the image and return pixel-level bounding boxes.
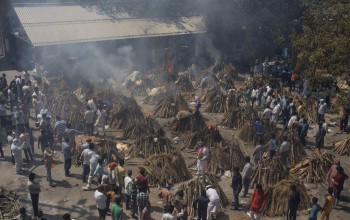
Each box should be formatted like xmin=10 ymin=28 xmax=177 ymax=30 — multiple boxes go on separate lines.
xmin=205 ymin=185 xmax=212 ymax=190
xmin=109 ymin=162 xmax=117 ymax=169
xmin=197 ymin=141 xmax=204 ymax=147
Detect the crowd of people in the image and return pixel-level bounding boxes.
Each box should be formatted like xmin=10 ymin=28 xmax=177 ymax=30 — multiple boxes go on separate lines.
xmin=0 ymin=59 xmax=349 ymax=220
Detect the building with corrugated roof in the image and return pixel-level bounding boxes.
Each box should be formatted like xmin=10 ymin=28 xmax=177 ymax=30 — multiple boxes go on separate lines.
xmin=1 ymin=2 xmax=208 ymax=71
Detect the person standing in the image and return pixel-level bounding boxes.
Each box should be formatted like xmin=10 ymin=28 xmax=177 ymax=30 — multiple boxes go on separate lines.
xmin=287 ymin=184 xmax=300 ymax=220
xmin=253 ymin=139 xmax=265 ymax=166
xmin=85 ymin=106 xmax=95 ymax=136
xmin=231 ymin=167 xmax=242 ymax=210
xmin=20 ymin=128 xmax=33 ymax=162
xmin=38 ymin=130 xmax=49 ymax=155
xmin=300 ymin=118 xmax=309 ymax=146
xmin=128 ymin=179 xmax=138 ymax=218
xmin=43 ymin=148 xmax=54 ymax=186
xmin=83 ymin=152 xmax=101 ymax=190
xmin=249 ymin=184 xmax=266 ymax=220
xmin=111 ymin=196 xmax=123 ymax=220
xmin=94 ymin=106 xmax=107 ymax=136
xmin=279 ymin=136 xmax=291 ymax=165
xmin=136 ymin=167 xmax=150 ymax=194
xmin=331 ymin=166 xmax=349 ymax=206
xmin=137 ymin=190 xmax=150 ymax=220
xmin=252 ymin=119 xmax=264 ymax=146
xmin=114 ymin=159 xmax=126 ymax=196
xmin=81 ymin=142 xmax=95 ymax=183
xmin=196 ymin=141 xmax=209 ymax=176
xmin=241 ymin=156 xmax=253 ymax=198
xmin=327 ymin=161 xmax=341 ymax=192
xmin=64 ymin=124 xmax=83 ymax=150
xmin=11 ymin=138 xmax=23 ymax=173
xmin=193 ymin=189 xmax=209 ymax=220
xmin=95 ymin=185 xmax=107 ymax=220
xmin=317 ymin=100 xmax=327 ymax=124
xmin=320 ymin=188 xmax=335 ymax=220
xmin=269 ymin=133 xmax=277 ymax=158
xmin=62 ymin=138 xmax=72 ymax=176
xmin=7 ymin=131 xmax=16 ymax=165
xmin=32 ymin=94 xmax=44 ymax=120
xmin=315 ymin=123 xmax=327 ymax=153
xmin=125 ymin=170 xmax=133 ymax=210
xmin=54 ymin=116 xmax=67 ymax=147
xmin=206 ymin=185 xmax=220 ymax=220
xmin=27 ymin=172 xmax=41 ymax=218
xmin=309 ymin=197 xmax=322 ymax=220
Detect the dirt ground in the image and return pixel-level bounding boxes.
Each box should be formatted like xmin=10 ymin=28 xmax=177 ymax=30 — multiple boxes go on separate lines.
xmin=1 ymin=70 xmax=350 ymax=220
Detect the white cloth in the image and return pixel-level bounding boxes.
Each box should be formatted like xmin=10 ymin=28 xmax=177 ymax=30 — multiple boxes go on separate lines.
xmin=262 ymin=108 xmax=272 ymax=120
xmin=124 ymin=176 xmax=132 ymax=194
xmin=19 ymin=133 xmax=30 ymax=149
xmin=87 ymin=100 xmax=97 ymax=112
xmin=94 ymin=110 xmax=107 ymax=127
xmin=81 ymin=149 xmax=94 ymax=165
xmin=280 ymin=141 xmax=290 ymax=153
xmin=94 ymin=190 xmax=107 ymax=209
xmin=206 ymin=188 xmax=220 ymax=201
xmin=242 ymin=162 xmax=253 ymax=179
xmin=207 ymin=199 xmax=220 ymax=219
xmin=162 ymin=213 xmax=176 ymax=220
xmin=288 ymin=115 xmax=298 ymax=127
xmin=318 ymin=103 xmax=327 ymax=115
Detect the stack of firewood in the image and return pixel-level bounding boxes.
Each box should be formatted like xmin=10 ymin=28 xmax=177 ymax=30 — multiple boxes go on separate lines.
xmin=185 ymin=125 xmax=222 ymax=149
xmin=172 ymin=111 xmax=206 ymax=132
xmin=333 ymin=135 xmax=350 ymax=155
xmin=0 ymin=187 xmax=21 ymax=219
xmin=139 ymin=151 xmax=192 ymax=186
xmin=128 ymin=135 xmax=175 ymax=158
xmin=290 ymin=152 xmax=334 ymax=184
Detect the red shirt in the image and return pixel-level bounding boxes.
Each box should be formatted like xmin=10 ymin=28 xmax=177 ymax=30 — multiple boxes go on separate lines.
xmin=334 ymin=173 xmax=349 ymax=189
xmin=136 ymin=174 xmax=149 ymax=192
xmin=250 ymin=189 xmax=266 ymax=213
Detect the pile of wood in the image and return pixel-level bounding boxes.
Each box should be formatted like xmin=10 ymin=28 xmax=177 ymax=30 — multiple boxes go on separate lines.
xmin=204 ymin=89 xmax=226 ymax=113
xmin=249 ymin=157 xmax=289 ymax=188
xmin=207 ymin=139 xmax=246 ymax=175
xmin=128 ymin=135 xmax=174 ymax=158
xmin=44 ymin=79 xmax=85 ymax=130
xmin=143 ymin=92 xmax=167 ymax=105
xmin=128 ymin=81 xmax=149 ymax=96
xmin=175 ymin=73 xmax=195 ymax=93
xmin=222 ymin=105 xmax=257 ymax=129
xmin=172 ymin=111 xmax=206 ymax=132
xmin=261 ymin=179 xmax=311 ymax=217
xmin=95 ymin=85 xmax=118 ymax=101
xmin=0 ymin=187 xmax=21 ymax=219
xmin=333 ymin=135 xmax=350 ymax=155
xmin=225 ymin=89 xmax=241 ymax=111
xmin=238 ymin=122 xmax=255 ymax=142
xmin=278 ymin=131 xmax=307 ymax=165
xmin=123 ymin=115 xmax=165 ymax=139
xmin=109 ymin=95 xmax=144 ymax=129
xmin=139 ymin=152 xmax=192 ymax=186
xmin=290 ymin=152 xmax=334 ymax=184
xmin=153 ymin=94 xmax=189 ymax=118
xmin=185 ymin=125 xmax=222 ymax=149
xmin=177 ymin=174 xmax=229 ymax=217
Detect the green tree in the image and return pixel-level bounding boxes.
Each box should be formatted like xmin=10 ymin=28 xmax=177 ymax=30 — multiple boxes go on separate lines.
xmin=293 ymin=0 xmax=350 ymax=85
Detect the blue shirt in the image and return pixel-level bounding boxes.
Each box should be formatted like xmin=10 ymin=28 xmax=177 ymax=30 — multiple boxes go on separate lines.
xmin=253 ymin=121 xmax=264 ymax=133
xmin=309 ymin=204 xmax=322 ymax=220
xmin=301 ymin=123 xmax=309 ymax=136
xmin=269 ymin=139 xmax=277 ymax=151
xmin=62 ymin=142 xmax=72 ymax=159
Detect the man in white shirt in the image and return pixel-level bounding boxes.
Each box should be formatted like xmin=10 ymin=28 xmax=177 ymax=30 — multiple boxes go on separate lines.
xmin=241 ymin=156 xmax=253 ymax=198
xmin=287 ymin=113 xmax=298 ymax=129
xmin=279 ymin=136 xmax=290 ymax=165
xmin=271 ymin=103 xmax=281 ymax=123
xmin=85 ymin=107 xmax=95 ymax=136
xmin=206 ymin=185 xmax=220 ymax=220
xmin=80 ymin=143 xmax=94 ymax=183
xmin=124 ymin=170 xmax=133 ymax=210
xmin=94 ymin=185 xmax=107 ymax=220
xmin=318 ymin=99 xmax=327 ymax=123
xmin=262 ymin=107 xmax=272 ymax=121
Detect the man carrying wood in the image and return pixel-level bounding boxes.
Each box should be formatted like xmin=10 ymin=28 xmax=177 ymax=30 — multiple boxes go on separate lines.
xmin=196 ymin=141 xmax=209 ymax=176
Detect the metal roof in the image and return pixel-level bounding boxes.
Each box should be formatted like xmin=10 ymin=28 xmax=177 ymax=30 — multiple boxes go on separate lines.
xmin=13 ymin=5 xmax=206 ymax=47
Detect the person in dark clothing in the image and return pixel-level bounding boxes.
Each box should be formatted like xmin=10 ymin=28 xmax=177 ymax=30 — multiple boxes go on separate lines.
xmin=193 ymin=189 xmax=210 ymax=220
xmin=340 ymin=105 xmax=350 ymax=132
xmin=315 ymin=122 xmax=326 ymax=153
xmin=299 ymin=118 xmax=309 ymax=146
xmin=38 ymin=130 xmax=49 ymax=154
xmin=231 ymin=166 xmax=242 ymax=210
xmin=287 ymin=184 xmax=300 ymax=220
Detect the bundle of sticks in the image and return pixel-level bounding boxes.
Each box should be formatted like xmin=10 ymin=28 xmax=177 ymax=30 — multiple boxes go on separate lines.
xmin=0 ymin=187 xmax=21 ymax=219
xmin=109 ymin=96 xmax=144 ymax=129
xmin=333 ymin=135 xmax=350 ymax=156
xmin=249 ymin=157 xmax=289 ymax=188
xmin=261 ymin=179 xmax=311 ymax=217
xmin=204 ymin=89 xmax=226 ymax=113
xmin=222 ymin=105 xmax=257 ymax=129
xmin=143 ymin=92 xmax=167 ymax=105
xmin=278 ymin=130 xmax=307 ymax=165
xmin=176 ymin=174 xmax=229 ymax=217
xmin=207 ymin=139 xmax=246 ymax=175
xmin=184 ymin=125 xmax=222 ymax=149
xmin=123 ymin=115 xmax=165 ymax=139
xmin=153 ymin=94 xmax=189 ymax=118
xmin=175 ymin=73 xmax=195 ymax=93
xmin=289 ymin=152 xmax=334 ymax=184
xmin=238 ymin=122 xmax=255 ymax=142
xmin=172 ymin=110 xmax=206 ymax=132
xmin=139 ymin=151 xmax=192 ymax=187
xmin=128 ymin=135 xmax=174 ymax=158
xmin=128 ymin=82 xmax=149 ymax=96
xmin=95 ymin=85 xmax=118 ymax=101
